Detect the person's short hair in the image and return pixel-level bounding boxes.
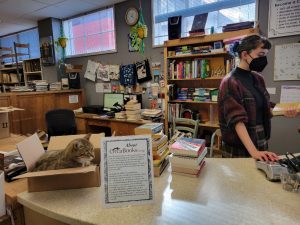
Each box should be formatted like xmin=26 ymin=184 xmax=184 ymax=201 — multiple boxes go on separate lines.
xmin=232 ymin=34 xmax=271 ymax=57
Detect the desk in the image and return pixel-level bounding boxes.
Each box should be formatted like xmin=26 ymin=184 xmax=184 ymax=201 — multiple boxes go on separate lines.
xmin=17 ymin=158 xmax=300 ymax=225
xmin=76 ymin=113 xmax=150 ymax=136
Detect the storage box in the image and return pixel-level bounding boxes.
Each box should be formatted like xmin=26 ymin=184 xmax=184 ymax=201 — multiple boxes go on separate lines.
xmin=0 ymin=107 xmax=23 ymax=139
xmin=47 ymin=133 xmax=104 ymax=165
xmin=15 ymin=133 xmax=100 ymax=192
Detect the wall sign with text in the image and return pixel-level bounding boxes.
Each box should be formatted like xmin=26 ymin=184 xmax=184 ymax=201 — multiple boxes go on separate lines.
xmin=268 ymin=0 xmax=300 ymax=38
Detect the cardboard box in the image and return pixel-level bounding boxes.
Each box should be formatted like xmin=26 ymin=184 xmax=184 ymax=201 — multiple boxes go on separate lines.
xmin=0 ymin=107 xmax=23 ymax=139
xmin=15 ymin=133 xmax=100 ymax=192
xmin=47 ymin=133 xmax=104 ymax=165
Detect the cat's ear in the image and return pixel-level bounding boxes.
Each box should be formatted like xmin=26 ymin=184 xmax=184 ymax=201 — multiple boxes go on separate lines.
xmin=84 ymin=133 xmax=92 ymax=140
xmin=73 ymin=141 xmax=82 ymax=150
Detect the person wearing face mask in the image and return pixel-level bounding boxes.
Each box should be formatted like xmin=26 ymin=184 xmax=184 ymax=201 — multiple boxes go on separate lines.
xmin=217 ymin=34 xmax=298 ymax=161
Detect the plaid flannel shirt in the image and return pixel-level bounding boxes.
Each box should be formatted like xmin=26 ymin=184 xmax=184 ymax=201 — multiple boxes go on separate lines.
xmin=218 ymin=70 xmax=272 ymax=150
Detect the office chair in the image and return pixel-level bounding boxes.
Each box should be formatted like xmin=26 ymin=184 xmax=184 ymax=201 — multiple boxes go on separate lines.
xmin=45 ymin=109 xmax=77 ymax=140
xmin=173 ymin=118 xmax=199 ymax=138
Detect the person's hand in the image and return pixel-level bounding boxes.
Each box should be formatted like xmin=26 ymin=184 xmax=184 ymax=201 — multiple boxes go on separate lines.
xmin=283 ymin=106 xmax=300 ymax=118
xmin=250 ymin=150 xmax=279 ymax=161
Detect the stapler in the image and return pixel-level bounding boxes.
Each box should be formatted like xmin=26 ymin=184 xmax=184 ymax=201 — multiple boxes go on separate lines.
xmin=256 ymin=160 xmax=286 ymax=181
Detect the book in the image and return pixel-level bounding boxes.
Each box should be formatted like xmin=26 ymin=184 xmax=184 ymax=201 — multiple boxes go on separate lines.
xmin=134 ymin=123 xmax=163 ymax=135
xmin=153 ymin=156 xmax=169 ymax=177
xmin=152 ymin=135 xmax=168 ymax=149
xmin=169 ymin=137 xmax=206 ymax=157
xmin=153 ymin=143 xmax=169 ymax=160
xmin=272 ymin=102 xmax=300 ymax=116
xmin=172 ymin=159 xmax=205 ymax=175
xmin=153 ymin=149 xmax=169 ymax=167
xmin=170 ymin=147 xmax=207 ymax=169
xmin=172 ymin=160 xmax=205 ymax=177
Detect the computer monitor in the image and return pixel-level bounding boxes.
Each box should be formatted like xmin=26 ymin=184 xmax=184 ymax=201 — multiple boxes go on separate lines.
xmin=103 ymin=93 xmax=124 ymax=110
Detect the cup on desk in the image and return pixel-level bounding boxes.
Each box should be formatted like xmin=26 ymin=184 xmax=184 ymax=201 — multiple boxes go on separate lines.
xmin=280 ymin=171 xmax=300 ymax=192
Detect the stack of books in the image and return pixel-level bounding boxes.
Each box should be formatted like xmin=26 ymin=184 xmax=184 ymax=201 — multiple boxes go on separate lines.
xmin=272 ymin=103 xmax=300 ymax=116
xmin=135 ymin=123 xmax=169 ymax=177
xmin=49 ymin=82 xmax=62 ymax=91
xmin=125 ymin=100 xmax=141 ymax=121
xmin=114 ymin=111 xmax=126 ymax=119
xmin=169 ymin=137 xmax=207 ymax=177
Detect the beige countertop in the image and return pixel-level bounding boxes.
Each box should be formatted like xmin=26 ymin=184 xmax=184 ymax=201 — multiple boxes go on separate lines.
xmin=17 ymin=158 xmax=300 ymax=225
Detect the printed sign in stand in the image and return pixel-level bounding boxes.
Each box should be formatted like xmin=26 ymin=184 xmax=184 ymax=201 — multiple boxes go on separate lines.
xmin=100 ymin=135 xmax=154 ymax=208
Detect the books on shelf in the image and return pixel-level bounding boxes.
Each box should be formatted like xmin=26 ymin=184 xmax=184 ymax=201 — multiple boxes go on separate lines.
xmin=134 ymin=123 xmax=163 ymax=135
xmin=169 ymin=137 xmax=206 ymax=157
xmin=272 ymin=103 xmax=300 ymax=116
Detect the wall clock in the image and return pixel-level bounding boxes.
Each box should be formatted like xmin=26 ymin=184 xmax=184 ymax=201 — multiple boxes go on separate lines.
xmin=125 ymin=7 xmax=139 ymax=26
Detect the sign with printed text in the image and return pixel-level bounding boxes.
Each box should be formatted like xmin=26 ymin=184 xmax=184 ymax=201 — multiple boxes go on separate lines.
xmin=100 ymin=135 xmax=154 ymax=208
xmin=268 ymin=0 xmax=300 ymax=38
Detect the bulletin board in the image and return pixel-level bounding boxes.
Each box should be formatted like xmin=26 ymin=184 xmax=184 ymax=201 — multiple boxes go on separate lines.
xmin=268 ymin=0 xmax=300 ymax=38
xmin=274 ymin=43 xmax=300 ymax=81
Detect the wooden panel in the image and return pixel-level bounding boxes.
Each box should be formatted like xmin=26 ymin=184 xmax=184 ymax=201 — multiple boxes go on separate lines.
xmin=24 ymin=207 xmax=67 ymax=225
xmin=76 ymin=118 xmax=87 ymax=134
xmin=0 ymin=90 xmax=85 ymax=135
xmin=54 ymin=93 xmax=83 ymax=110
xmin=17 ymin=95 xmax=45 ymax=134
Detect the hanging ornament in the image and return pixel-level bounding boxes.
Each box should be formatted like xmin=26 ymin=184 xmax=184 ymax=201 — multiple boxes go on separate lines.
xmin=129 ymin=0 xmax=148 ymax=54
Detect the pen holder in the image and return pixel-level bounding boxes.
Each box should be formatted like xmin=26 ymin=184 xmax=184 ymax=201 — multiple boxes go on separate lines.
xmin=280 ymin=171 xmax=300 ymax=192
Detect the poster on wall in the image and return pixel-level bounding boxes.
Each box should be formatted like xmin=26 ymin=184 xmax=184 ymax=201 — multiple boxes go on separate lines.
xmin=274 ymin=43 xmax=300 ymax=81
xmin=39 ymin=36 xmax=55 ymax=66
xmin=268 ymin=0 xmax=300 ymax=38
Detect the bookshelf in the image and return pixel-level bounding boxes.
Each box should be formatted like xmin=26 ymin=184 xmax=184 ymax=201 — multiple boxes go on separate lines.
xmin=22 ymin=58 xmax=43 ymax=85
xmin=163 ymin=28 xmax=258 ymax=136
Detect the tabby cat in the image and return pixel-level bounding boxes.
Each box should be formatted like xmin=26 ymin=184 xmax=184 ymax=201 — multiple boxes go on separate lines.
xmin=31 ymin=133 xmax=95 ymax=172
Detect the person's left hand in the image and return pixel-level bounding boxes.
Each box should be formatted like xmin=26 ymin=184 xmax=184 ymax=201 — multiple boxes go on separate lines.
xmin=283 ymin=107 xmax=300 ymax=118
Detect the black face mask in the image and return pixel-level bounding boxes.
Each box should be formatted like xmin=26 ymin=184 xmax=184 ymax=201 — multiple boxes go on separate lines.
xmin=249 ymin=55 xmax=268 ymax=72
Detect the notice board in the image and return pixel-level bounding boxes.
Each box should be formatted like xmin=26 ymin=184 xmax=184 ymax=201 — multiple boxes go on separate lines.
xmin=274 ymin=43 xmax=300 ymax=81
xmin=268 ymin=0 xmax=300 ymax=38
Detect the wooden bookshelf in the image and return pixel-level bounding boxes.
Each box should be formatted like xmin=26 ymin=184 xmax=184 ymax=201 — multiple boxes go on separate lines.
xmin=163 ymin=28 xmax=259 ymax=136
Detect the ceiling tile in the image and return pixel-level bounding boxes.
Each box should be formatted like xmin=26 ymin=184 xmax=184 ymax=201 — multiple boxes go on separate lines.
xmin=0 ymin=0 xmax=47 ymax=17
xmin=32 ymin=0 xmax=66 ymax=5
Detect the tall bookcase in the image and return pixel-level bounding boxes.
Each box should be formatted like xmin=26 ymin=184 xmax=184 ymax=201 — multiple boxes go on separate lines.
xmin=163 ymin=28 xmax=258 ymax=136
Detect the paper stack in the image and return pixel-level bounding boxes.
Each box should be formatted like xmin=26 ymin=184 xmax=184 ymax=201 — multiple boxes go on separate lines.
xmin=125 ymin=100 xmax=141 ymax=121
xmin=135 ymin=123 xmax=169 ymax=177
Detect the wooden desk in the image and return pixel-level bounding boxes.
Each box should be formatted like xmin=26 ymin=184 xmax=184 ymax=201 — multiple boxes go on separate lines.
xmin=76 ymin=113 xmax=150 ymax=136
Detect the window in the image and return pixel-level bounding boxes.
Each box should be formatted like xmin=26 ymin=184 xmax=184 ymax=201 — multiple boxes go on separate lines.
xmin=63 ymin=7 xmax=116 ymax=57
xmin=0 ymin=28 xmax=40 ymax=63
xmin=152 ymin=0 xmax=256 ymax=46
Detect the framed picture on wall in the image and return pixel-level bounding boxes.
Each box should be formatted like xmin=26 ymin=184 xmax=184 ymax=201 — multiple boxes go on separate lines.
xmin=40 ymin=36 xmax=55 ymax=66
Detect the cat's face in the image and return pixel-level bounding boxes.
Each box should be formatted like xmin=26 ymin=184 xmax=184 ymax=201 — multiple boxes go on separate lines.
xmin=66 ymin=135 xmax=95 ymax=164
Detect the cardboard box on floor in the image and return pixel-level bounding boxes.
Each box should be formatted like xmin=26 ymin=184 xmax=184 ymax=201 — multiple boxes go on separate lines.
xmin=47 ymin=133 xmax=105 ymax=165
xmin=0 ymin=107 xmax=23 ymax=139
xmin=15 ymin=133 xmax=100 ymax=192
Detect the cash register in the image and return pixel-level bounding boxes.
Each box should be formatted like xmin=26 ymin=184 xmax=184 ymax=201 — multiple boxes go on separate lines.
xmin=256 ymin=153 xmax=300 ymax=181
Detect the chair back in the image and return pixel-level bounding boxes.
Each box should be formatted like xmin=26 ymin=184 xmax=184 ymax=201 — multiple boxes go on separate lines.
xmin=173 ymin=118 xmax=199 ymax=138
xmin=209 ymin=129 xmax=222 ymax=157
xmin=45 ymin=109 xmax=77 ymax=139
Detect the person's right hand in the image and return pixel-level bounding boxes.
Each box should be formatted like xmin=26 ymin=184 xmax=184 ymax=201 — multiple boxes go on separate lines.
xmin=250 ymin=150 xmax=279 ymax=161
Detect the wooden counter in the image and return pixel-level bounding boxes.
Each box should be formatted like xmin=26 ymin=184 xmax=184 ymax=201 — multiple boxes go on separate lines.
xmin=17 ymin=158 xmax=300 ymax=225
xmin=0 ymin=90 xmax=85 ymax=135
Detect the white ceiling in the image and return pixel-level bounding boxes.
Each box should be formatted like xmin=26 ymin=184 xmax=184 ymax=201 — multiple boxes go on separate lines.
xmin=0 ymin=0 xmax=127 ymax=36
